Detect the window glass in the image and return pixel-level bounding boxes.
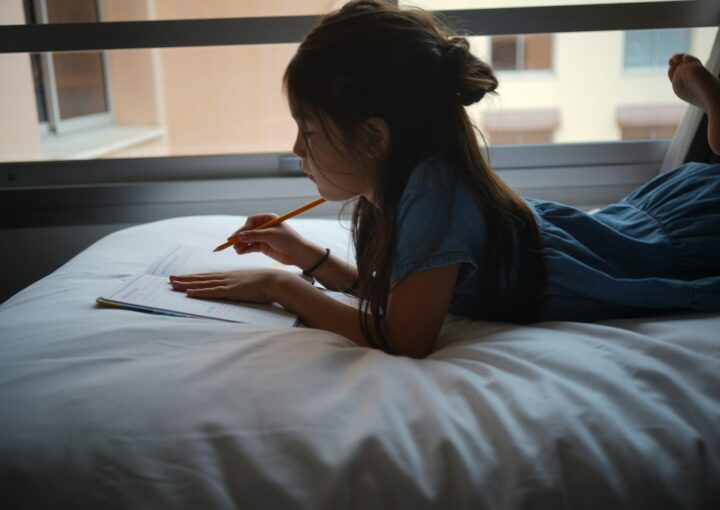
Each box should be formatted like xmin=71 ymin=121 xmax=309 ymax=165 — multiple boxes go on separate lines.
xmin=45 ymin=0 xmax=98 ymax=23
xmin=1 ymin=45 xmax=300 ymax=162
xmin=625 ymin=30 xmax=654 ymax=67
xmin=0 ymin=0 xmax=716 ymax=162
xmin=22 ymin=0 xmax=110 ymax=130
xmin=491 ymin=34 xmax=553 ymax=71
xmin=1 ymin=24 xmax=714 ymax=162
xmin=625 ymin=29 xmax=691 ymax=68
xmin=29 ymin=54 xmax=48 ymax=122
xmin=53 ymin=53 xmax=108 ymax=119
xmin=491 ymin=36 xmax=517 ymax=70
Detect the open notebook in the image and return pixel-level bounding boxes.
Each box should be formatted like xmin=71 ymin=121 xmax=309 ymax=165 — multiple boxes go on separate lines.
xmin=97 ymin=244 xmax=358 ymax=326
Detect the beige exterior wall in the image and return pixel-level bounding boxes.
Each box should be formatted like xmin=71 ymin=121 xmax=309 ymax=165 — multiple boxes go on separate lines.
xmin=102 ymin=0 xmax=168 ymax=158
xmin=101 ymin=0 xmax=345 ymax=157
xmin=0 ymin=0 xmax=42 ymax=162
xmin=154 ymin=44 xmax=298 ymax=155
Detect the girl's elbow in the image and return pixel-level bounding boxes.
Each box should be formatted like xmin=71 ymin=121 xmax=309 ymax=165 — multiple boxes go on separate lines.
xmin=403 ymin=349 xmax=432 ymax=360
xmin=388 ymin=333 xmax=436 ymax=359
xmin=369 ymin=320 xmax=437 ymax=358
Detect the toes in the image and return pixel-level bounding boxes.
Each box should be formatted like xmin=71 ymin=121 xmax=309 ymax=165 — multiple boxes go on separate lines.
xmin=681 ymin=54 xmax=701 ymax=65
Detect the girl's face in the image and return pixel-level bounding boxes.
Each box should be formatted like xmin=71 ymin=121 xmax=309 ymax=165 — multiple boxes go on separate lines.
xmin=292 ymin=111 xmax=384 ymax=203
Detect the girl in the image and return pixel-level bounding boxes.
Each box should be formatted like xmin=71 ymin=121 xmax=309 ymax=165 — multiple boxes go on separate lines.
xmin=170 ymin=0 xmax=720 ymax=359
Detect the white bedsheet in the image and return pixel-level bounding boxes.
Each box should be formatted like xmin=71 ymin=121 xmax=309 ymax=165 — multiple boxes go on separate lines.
xmin=0 ymin=215 xmax=718 ymax=509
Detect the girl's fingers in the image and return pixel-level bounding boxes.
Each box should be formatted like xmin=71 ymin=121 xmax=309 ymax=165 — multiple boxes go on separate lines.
xmin=171 ymin=279 xmax=224 ymax=290
xmin=230 ymin=226 xmax=250 ymax=238
xmin=234 ymin=242 xmax=262 ymax=255
xmin=186 ymin=286 xmax=228 ymax=299
xmin=228 ymin=214 xmax=278 ymax=239
xmin=169 ymin=272 xmax=223 ymax=282
xmin=232 ymin=230 xmax=266 ymax=243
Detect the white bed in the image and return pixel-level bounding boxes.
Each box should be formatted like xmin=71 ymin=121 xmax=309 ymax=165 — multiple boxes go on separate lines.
xmin=0 ymin=215 xmax=718 ymax=509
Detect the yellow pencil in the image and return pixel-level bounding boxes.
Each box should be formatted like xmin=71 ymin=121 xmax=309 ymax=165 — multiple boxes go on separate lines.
xmin=213 ymin=197 xmax=327 ymax=252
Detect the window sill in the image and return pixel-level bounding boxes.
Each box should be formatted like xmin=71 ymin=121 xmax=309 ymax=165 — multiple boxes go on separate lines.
xmin=40 ymin=125 xmax=165 ymax=160
xmin=622 ymin=66 xmax=667 ymax=76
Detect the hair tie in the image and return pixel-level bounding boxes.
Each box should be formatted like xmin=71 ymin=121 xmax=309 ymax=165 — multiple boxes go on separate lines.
xmin=303 ymin=248 xmax=331 ymax=277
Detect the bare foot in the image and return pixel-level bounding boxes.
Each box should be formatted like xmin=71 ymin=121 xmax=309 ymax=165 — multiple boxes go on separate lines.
xmin=668 ymin=53 xmax=720 ymax=155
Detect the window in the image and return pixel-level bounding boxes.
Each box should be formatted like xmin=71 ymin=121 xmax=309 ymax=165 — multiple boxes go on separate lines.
xmin=624 ymin=28 xmax=691 ymax=68
xmin=486 ymin=130 xmax=553 ymax=145
xmin=2 ymin=0 xmax=718 ymax=227
xmin=464 ymin=25 xmax=714 ymax=147
xmin=482 ymin=108 xmax=559 ymax=145
xmin=23 ymin=0 xmax=111 ymax=136
xmin=490 ymin=34 xmax=552 ymax=71
xmin=1 ymin=2 xmax=715 ymax=163
xmin=617 ymin=104 xmax=685 ymax=140
xmin=622 ymin=125 xmax=677 ymax=139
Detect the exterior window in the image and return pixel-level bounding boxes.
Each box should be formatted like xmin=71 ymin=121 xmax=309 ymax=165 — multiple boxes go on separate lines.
xmin=23 ymin=0 xmax=111 ymax=135
xmin=624 ymin=29 xmax=690 ymax=68
xmin=487 ymin=130 xmax=554 ymax=145
xmin=621 ymin=125 xmax=677 ymax=140
xmin=491 ymin=34 xmax=552 ymax=71
xmin=482 ymin=108 xmax=559 ymax=145
xmin=617 ymin=104 xmax=685 ymax=140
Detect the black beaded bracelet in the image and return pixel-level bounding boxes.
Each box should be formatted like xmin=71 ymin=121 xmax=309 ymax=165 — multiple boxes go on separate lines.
xmin=302 ymin=248 xmax=331 ymax=276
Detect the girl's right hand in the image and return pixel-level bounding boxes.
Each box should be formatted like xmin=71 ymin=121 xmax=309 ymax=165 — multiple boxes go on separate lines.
xmin=229 ymin=214 xmax=319 ymax=269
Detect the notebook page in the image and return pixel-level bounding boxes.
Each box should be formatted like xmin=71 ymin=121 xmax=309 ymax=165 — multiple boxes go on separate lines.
xmin=100 ymin=273 xmax=297 ymax=326
xmin=146 ymin=244 xmax=301 ymax=278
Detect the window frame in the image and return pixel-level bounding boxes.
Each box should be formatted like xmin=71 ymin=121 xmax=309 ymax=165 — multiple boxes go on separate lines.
xmin=30 ymin=0 xmax=114 ymax=137
xmin=1 ymin=0 xmax=719 ymax=227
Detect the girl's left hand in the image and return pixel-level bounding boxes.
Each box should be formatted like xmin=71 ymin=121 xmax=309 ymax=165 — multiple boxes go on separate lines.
xmin=169 ymin=269 xmax=285 ymax=305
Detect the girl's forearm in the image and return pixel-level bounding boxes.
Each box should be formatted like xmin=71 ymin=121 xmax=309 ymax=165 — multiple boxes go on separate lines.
xmin=271 ymin=273 xmax=369 ymax=348
xmin=297 ymin=242 xmax=359 ymax=293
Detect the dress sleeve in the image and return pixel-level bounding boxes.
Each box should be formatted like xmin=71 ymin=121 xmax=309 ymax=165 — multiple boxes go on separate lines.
xmin=391 ymin=171 xmax=482 ymax=285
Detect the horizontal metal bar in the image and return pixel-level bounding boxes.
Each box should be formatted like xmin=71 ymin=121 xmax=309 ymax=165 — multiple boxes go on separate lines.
xmin=0 ymin=140 xmax=670 ymax=189
xmin=0 ymin=160 xmax=661 ymax=227
xmin=0 ymin=176 xmax=331 ymax=227
xmin=0 ymin=153 xmax=302 ymax=188
xmin=1 ymin=141 xmax=669 ymax=227
xmin=1 ymin=1 xmax=718 ymax=53
xmin=441 ymin=1 xmax=720 ymax=36
xmin=486 ymin=139 xmax=670 ymax=169
xmin=0 ymin=15 xmax=320 ymax=53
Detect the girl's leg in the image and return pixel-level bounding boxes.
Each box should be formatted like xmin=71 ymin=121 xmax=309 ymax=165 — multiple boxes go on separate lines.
xmin=668 ymin=53 xmax=720 ymax=156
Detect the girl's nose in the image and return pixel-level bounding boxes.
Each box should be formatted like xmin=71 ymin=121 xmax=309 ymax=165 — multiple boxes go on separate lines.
xmin=293 ymin=131 xmax=307 ymax=159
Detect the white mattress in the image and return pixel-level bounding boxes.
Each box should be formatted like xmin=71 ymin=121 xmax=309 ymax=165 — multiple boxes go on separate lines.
xmin=0 ymin=215 xmax=718 ymax=509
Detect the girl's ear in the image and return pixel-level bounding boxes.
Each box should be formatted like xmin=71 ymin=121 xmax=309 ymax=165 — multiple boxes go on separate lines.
xmin=362 ymin=116 xmax=391 ymax=160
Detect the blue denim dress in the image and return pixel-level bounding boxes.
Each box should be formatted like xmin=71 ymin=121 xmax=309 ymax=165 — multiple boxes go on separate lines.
xmin=391 ymin=156 xmax=720 ymax=322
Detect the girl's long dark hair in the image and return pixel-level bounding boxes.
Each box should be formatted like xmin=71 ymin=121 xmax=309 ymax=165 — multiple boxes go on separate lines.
xmin=283 ymin=0 xmax=546 ymax=352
